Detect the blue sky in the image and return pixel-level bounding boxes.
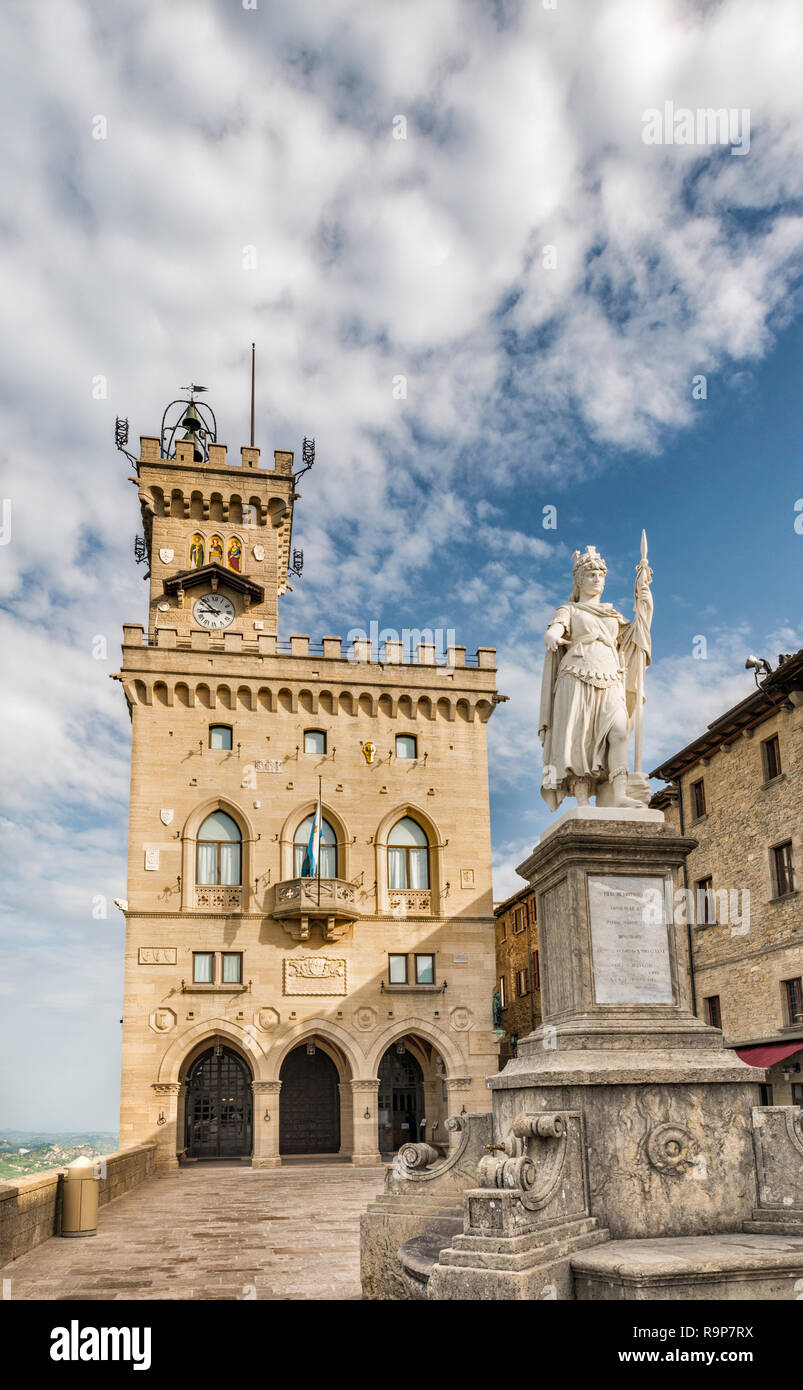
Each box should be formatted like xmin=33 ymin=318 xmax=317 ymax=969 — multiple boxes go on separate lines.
xmin=0 ymin=0 xmax=801 ymax=1129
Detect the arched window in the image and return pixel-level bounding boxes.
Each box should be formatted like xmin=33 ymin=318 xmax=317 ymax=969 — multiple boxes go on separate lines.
xmin=304 ymin=729 xmax=326 ymax=755
xmin=388 ymin=816 xmax=430 ymax=889
xmin=209 ymin=535 xmax=224 ymax=565
xmin=189 ymin=534 xmax=204 ymax=568
xmin=197 ymin=811 xmax=242 ymax=886
xmin=293 ymin=815 xmax=337 ymax=878
xmin=209 ymin=725 xmax=232 ymax=750
xmin=227 ymin=537 xmax=242 ymax=572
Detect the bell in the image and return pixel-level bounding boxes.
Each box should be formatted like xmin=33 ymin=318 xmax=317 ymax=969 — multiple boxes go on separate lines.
xmin=180 ymin=428 xmax=205 ymax=463
xmin=180 ymin=402 xmax=204 ymax=432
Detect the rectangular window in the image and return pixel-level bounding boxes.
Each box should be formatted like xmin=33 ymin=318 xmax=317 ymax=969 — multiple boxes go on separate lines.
xmin=792 ymin=1084 xmax=803 ymax=1106
xmin=691 ymin=778 xmax=706 ymax=819
xmin=415 ymin=954 xmax=435 ymax=985
xmin=193 ymin=952 xmax=214 ymax=984
xmin=516 ymin=968 xmax=530 ymax=997
xmin=532 ymin=949 xmax=540 ymax=990
xmin=696 ymin=876 xmax=716 ymax=925
xmin=513 ymin=906 xmax=526 ymax=934
xmin=304 ymin=730 xmax=326 ymax=755
xmin=704 ymin=995 xmax=722 ymax=1029
xmin=222 ymin=953 xmax=242 ymax=985
xmin=497 ymin=915 xmax=507 ymax=940
xmin=396 ymin=734 xmax=417 ymax=759
xmin=762 ymin=734 xmax=782 ymax=782
xmin=528 ymin=898 xmax=537 ymax=925
xmin=499 ymin=975 xmax=507 ymax=1008
xmin=209 ymin=725 xmax=233 ymax=750
xmin=388 ymin=954 xmax=408 ymax=985
xmin=773 ymin=842 xmax=796 ymax=897
xmin=783 ymin=978 xmax=803 ymax=1027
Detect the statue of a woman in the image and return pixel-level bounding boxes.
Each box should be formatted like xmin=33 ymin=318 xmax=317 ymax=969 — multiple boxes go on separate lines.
xmin=539 ymin=543 xmax=653 ymax=811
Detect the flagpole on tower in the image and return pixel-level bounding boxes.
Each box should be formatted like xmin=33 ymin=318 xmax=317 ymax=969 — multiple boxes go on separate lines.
xmin=316 ymin=776 xmax=322 ymax=906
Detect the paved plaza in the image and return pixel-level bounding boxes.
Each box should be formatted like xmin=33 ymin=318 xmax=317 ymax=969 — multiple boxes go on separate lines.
xmin=1 ymin=1163 xmax=386 ymax=1301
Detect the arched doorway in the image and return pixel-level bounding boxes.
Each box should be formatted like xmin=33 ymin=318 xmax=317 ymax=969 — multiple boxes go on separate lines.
xmin=185 ymin=1044 xmax=253 ymax=1159
xmin=378 ymin=1043 xmax=425 ymax=1153
xmin=279 ymin=1043 xmax=340 ymax=1155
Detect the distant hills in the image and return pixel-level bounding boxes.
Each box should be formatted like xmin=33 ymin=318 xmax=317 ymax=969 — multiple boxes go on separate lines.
xmin=0 ymin=1131 xmax=119 ymax=1181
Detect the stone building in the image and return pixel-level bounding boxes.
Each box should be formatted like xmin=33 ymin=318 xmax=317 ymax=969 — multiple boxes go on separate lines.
xmin=114 ymin=400 xmax=501 ymax=1170
xmin=493 ymin=885 xmax=541 ymax=1064
xmin=650 ymin=649 xmax=802 ymax=1105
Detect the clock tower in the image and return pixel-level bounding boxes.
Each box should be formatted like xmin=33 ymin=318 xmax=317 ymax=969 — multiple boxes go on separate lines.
xmin=133 ymin=394 xmax=298 ymax=644
xmin=115 ymin=385 xmax=501 ymax=1174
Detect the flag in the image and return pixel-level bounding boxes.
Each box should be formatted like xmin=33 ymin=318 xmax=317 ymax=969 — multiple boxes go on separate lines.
xmin=306 ymin=782 xmax=322 ymax=878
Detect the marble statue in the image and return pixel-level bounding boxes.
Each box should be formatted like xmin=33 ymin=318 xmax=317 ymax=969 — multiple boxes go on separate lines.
xmin=539 ymin=536 xmax=653 ymax=811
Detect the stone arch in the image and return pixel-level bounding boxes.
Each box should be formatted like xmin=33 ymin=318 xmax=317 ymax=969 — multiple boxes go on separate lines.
xmin=266 ymin=1019 xmax=362 ymax=1084
xmin=475 ymin=698 xmax=494 ymax=723
xmin=216 ymin=684 xmax=233 ymax=710
xmin=175 ymin=681 xmax=192 ymax=708
xmin=153 ymin=680 xmax=170 ymax=707
xmin=417 ymin=695 xmax=434 ymax=720
xmin=398 ymin=694 xmax=414 ymax=720
xmin=209 ymin=491 xmax=224 ymax=522
xmin=455 ymin=698 xmax=472 ymax=722
xmin=378 ymin=693 xmax=395 ymax=718
xmin=228 ymin=494 xmax=243 ymax=525
xmin=237 ymin=685 xmax=254 ymax=711
xmin=170 ymin=488 xmax=185 ymax=519
xmin=278 ymin=800 xmax=351 ymax=881
xmin=319 ymin=689 xmax=335 ymax=716
xmin=358 ymin=692 xmax=376 ymax=717
xmin=374 ymin=801 xmax=444 ymax=915
xmin=157 ymin=1017 xmax=266 ymax=1085
xmin=298 ymin=688 xmax=318 ymax=715
xmin=189 ymin=490 xmax=204 ymax=521
xmin=180 ymin=797 xmax=256 ymax=911
xmin=436 ymin=697 xmax=453 ymax=722
xmin=277 ymin=687 xmax=295 ymax=713
xmin=339 ymin=690 xmax=355 ymax=716
xmin=365 ymin=1018 xmax=466 ymax=1081
xmin=196 ymin=682 xmax=213 ymax=709
xmin=257 ymin=687 xmax=273 ymax=712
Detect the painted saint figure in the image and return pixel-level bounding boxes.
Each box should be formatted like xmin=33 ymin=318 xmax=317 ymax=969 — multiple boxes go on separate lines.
xmin=209 ymin=535 xmax=224 ymax=565
xmin=189 ymin=533 xmax=204 ymax=568
xmin=227 ymin=536 xmax=242 ymax=572
xmin=539 ymin=542 xmax=653 ymax=811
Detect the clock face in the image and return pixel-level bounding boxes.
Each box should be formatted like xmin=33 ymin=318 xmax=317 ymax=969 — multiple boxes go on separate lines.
xmin=193 ymin=593 xmax=236 ymax=630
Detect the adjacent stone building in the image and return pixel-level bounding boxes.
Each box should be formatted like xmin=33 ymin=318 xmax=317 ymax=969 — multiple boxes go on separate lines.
xmin=115 ymin=400 xmax=501 ymax=1170
xmin=650 ymin=649 xmax=803 ymax=1105
xmin=493 ymin=886 xmax=541 ymax=1064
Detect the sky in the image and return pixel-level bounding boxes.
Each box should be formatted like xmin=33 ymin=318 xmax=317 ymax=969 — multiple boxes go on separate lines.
xmin=0 ymin=0 xmax=801 ymax=1129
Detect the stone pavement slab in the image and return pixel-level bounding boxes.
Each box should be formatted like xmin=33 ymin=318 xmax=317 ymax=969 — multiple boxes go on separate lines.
xmin=0 ymin=1162 xmax=385 ymax=1301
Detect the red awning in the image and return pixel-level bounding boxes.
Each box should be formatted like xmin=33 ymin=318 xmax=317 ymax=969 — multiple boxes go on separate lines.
xmin=735 ymin=1041 xmax=803 ymax=1068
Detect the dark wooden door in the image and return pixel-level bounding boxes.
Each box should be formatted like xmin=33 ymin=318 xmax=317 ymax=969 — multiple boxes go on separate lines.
xmin=279 ymin=1046 xmax=340 ymax=1154
xmin=185 ymin=1046 xmax=253 ymax=1159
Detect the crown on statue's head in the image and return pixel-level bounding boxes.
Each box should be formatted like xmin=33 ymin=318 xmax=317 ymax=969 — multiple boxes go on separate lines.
xmin=571 ymin=545 xmax=606 ymax=576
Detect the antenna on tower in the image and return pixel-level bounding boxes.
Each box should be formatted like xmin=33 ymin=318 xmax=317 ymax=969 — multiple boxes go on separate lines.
xmin=250 ymin=343 xmax=256 ymax=448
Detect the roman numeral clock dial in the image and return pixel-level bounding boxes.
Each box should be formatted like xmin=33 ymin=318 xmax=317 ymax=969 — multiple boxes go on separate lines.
xmin=192 ymin=593 xmax=236 ymax=629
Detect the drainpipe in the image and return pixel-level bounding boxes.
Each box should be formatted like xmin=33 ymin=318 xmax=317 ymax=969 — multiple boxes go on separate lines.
xmin=676 ymin=776 xmax=698 ymax=1017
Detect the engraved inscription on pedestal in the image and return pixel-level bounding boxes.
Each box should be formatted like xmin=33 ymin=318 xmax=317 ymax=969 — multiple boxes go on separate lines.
xmin=588 ymin=874 xmax=673 ymax=1005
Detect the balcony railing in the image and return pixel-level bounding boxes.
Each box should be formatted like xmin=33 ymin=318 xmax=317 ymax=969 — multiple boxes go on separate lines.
xmin=388 ymin=889 xmax=433 ymax=916
xmin=194 ymin=885 xmax=243 ymax=912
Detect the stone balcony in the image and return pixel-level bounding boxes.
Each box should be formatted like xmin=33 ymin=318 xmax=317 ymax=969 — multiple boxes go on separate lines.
xmin=272 ymin=877 xmax=359 ymax=941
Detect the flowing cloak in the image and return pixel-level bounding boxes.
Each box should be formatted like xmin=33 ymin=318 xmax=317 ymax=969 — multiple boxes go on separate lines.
xmin=539 ymin=595 xmax=652 ymax=811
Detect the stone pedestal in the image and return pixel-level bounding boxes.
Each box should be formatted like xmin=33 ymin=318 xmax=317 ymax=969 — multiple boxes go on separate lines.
xmin=425 ymin=813 xmax=803 ymax=1299
xmin=491 ymin=813 xmax=762 ymax=1239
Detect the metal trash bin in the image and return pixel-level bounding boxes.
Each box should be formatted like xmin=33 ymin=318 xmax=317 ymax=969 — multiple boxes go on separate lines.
xmin=61 ymin=1155 xmax=99 ymax=1237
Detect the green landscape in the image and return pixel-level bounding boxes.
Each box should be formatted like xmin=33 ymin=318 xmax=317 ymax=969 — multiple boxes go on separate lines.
xmin=0 ymin=1131 xmax=119 ymax=1181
